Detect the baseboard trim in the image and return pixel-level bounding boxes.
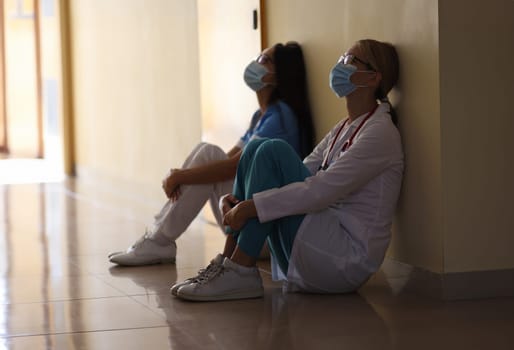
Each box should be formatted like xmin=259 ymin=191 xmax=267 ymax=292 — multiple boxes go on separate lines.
xmin=383 ymin=258 xmax=514 ymax=300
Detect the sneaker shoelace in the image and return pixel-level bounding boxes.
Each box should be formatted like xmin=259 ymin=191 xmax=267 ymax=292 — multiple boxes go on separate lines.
xmin=196 ymin=264 xmax=225 ymax=284
xmin=191 ymin=261 xmax=219 ymax=281
xmin=131 ymin=228 xmax=155 ymax=249
xmin=131 ymin=233 xmax=150 ymax=249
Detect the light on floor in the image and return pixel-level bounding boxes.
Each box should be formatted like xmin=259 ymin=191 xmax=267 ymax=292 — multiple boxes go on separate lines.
xmin=0 ymin=159 xmax=64 ymax=184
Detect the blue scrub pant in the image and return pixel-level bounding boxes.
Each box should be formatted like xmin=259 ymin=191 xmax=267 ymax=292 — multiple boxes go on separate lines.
xmin=231 ymin=138 xmax=311 ymax=274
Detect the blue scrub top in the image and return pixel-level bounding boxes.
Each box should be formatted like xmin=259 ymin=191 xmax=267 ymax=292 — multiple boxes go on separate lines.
xmin=239 ymin=100 xmax=301 ymax=156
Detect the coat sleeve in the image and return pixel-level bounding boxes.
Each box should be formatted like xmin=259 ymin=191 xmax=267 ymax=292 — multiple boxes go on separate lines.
xmin=253 ymin=118 xmax=400 ymax=223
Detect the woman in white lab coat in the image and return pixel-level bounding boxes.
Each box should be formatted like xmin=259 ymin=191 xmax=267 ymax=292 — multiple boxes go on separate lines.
xmin=173 ymin=39 xmax=404 ymax=301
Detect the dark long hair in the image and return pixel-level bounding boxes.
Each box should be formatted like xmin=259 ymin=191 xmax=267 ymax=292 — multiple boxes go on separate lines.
xmin=268 ymin=42 xmax=315 ymax=158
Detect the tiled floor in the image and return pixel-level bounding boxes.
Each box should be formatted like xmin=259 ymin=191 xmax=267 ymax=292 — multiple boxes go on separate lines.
xmin=1 ymin=180 xmax=514 ymax=350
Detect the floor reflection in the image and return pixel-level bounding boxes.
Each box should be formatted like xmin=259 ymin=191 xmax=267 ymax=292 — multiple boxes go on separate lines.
xmin=268 ymin=292 xmax=392 ymax=349
xmin=0 ymin=186 xmax=11 ymax=339
xmin=0 ymin=180 xmax=514 ymax=349
xmin=0 ymin=183 xmax=86 ymax=348
xmin=113 ymin=260 xmax=392 ymax=350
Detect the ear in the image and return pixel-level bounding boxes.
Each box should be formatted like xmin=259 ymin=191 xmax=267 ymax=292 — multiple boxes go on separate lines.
xmin=372 ymin=71 xmax=382 ymax=88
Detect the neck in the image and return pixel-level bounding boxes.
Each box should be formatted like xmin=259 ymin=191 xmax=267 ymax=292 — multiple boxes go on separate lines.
xmin=346 ymin=95 xmax=378 ymax=121
xmin=257 ymin=86 xmax=274 ymax=113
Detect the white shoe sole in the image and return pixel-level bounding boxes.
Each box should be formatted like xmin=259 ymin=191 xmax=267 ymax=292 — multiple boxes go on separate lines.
xmin=108 ymin=251 xmax=124 ymax=259
xmin=109 ymin=255 xmax=176 ymax=266
xmin=177 ymin=288 xmax=263 ymax=302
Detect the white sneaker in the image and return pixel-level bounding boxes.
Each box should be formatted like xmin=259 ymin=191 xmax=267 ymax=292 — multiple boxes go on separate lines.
xmin=108 ymin=234 xmax=176 ymax=266
xmin=170 ymin=254 xmax=224 ymax=296
xmin=176 ymin=258 xmax=264 ymax=301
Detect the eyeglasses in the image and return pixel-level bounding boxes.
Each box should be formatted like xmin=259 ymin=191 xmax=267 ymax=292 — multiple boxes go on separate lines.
xmin=256 ymin=53 xmax=274 ymax=65
xmin=338 ymin=54 xmax=375 ymax=71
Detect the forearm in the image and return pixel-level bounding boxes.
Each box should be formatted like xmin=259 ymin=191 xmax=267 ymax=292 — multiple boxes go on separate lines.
xmin=239 ymin=199 xmax=257 ymax=220
xmin=224 ymin=199 xmax=257 ymax=231
xmin=176 ymin=152 xmax=241 ymax=185
xmin=227 ymin=146 xmax=241 ymax=158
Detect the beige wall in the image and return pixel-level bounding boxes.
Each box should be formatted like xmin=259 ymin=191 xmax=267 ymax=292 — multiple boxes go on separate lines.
xmin=66 ymin=0 xmax=514 ymax=275
xmin=69 ymin=0 xmax=201 ymax=190
xmin=265 ymin=0 xmax=443 ymax=272
xmin=439 ymin=0 xmax=514 ymax=272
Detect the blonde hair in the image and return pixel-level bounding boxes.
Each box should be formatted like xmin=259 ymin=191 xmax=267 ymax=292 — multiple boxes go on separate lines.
xmin=356 ymin=39 xmax=399 ymax=102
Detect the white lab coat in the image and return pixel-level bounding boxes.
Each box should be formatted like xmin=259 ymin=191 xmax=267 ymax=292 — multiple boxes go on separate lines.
xmin=253 ymin=103 xmax=404 ymax=293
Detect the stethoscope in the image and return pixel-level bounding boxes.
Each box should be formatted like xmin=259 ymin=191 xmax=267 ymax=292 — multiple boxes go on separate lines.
xmin=319 ymin=104 xmax=379 ymax=171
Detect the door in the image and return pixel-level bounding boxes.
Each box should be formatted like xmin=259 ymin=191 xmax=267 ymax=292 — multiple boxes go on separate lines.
xmin=1 ymin=0 xmax=43 ymax=158
xmin=0 ymin=2 xmax=6 ymax=153
xmin=197 ymin=0 xmax=265 ymax=151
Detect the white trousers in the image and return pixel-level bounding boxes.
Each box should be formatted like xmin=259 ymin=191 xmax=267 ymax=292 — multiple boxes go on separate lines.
xmin=148 ymin=142 xmax=234 ymax=241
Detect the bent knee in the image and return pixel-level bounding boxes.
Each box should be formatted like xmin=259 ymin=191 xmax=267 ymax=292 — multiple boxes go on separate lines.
xmin=191 ymin=142 xmax=227 ymax=164
xmin=198 ymin=142 xmax=224 ymax=155
xmin=244 ymin=138 xmax=269 ymax=153
xmin=255 ymin=138 xmax=295 ymax=158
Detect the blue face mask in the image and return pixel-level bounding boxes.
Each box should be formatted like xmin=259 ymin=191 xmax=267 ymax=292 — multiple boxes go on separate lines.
xmin=244 ymin=61 xmax=271 ymax=91
xmin=329 ymin=63 xmax=372 ymax=98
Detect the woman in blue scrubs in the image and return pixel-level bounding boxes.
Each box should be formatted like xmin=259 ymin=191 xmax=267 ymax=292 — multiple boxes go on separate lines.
xmin=109 ymin=42 xmax=315 ymax=267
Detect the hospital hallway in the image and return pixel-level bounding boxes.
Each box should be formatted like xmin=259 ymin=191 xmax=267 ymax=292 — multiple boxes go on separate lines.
xmin=0 ymin=180 xmax=513 ymax=350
